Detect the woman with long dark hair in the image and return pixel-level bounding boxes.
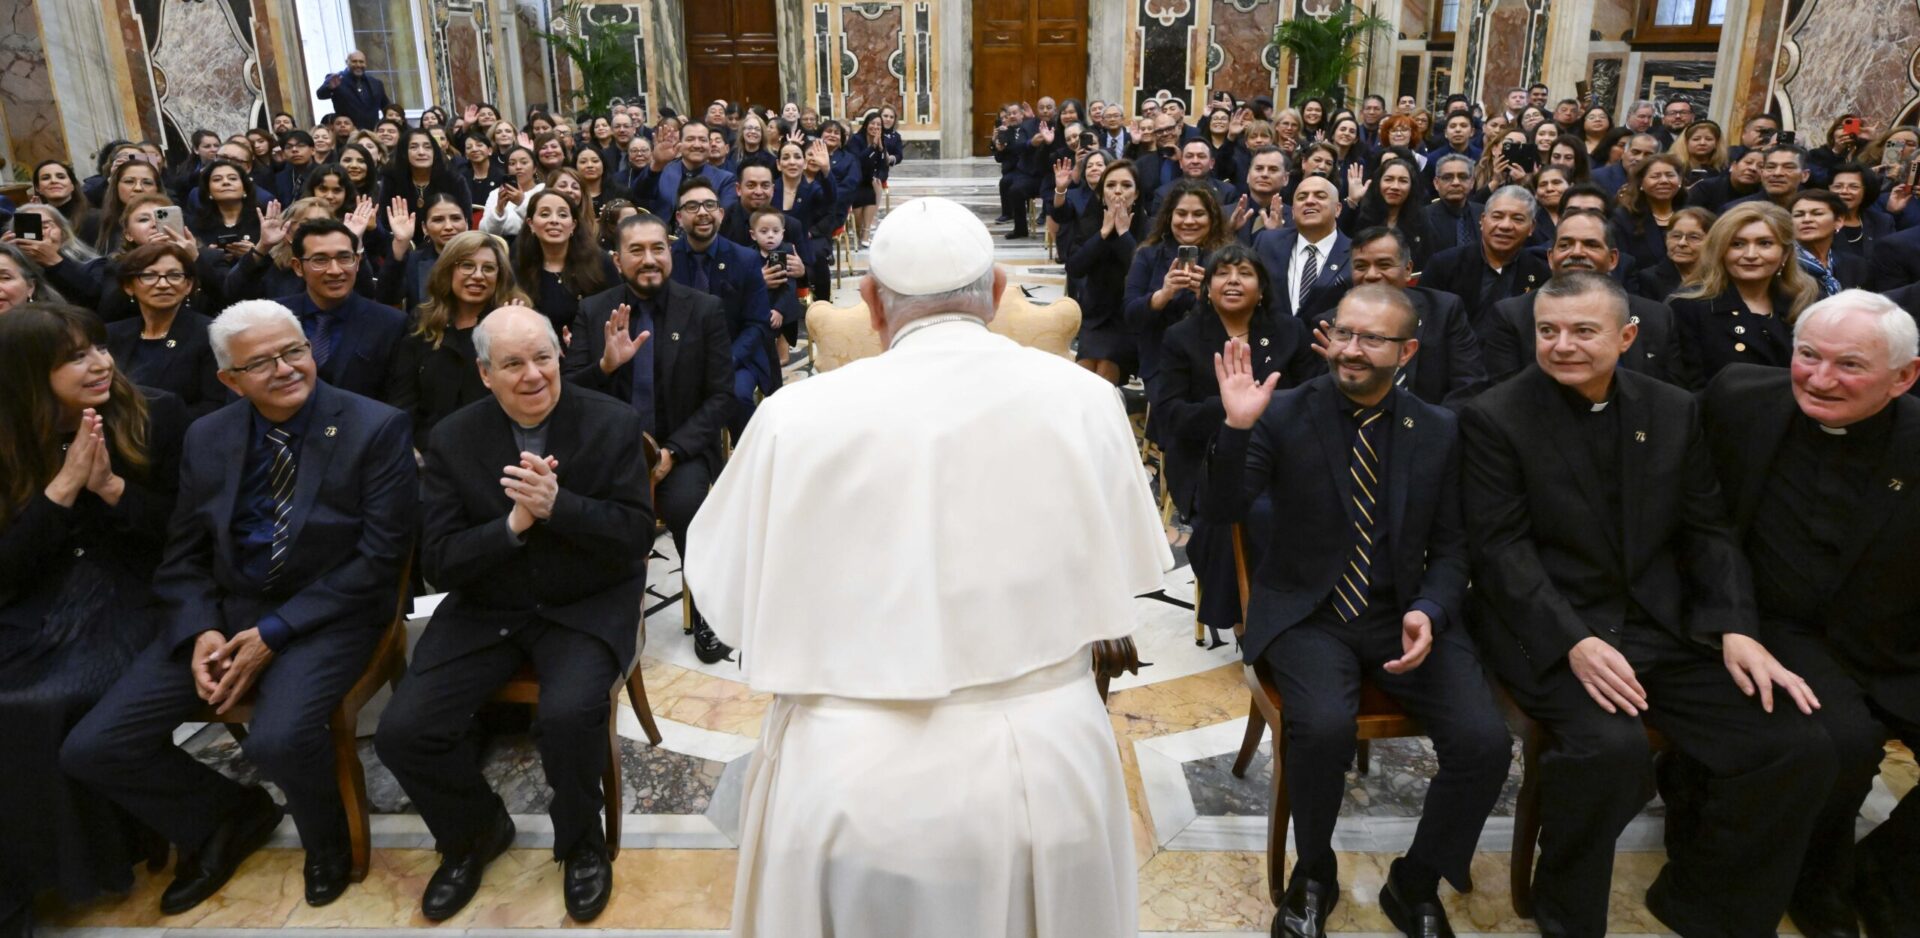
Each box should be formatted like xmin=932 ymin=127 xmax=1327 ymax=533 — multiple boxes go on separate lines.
xmin=30 ymin=161 xmax=94 ymax=233
xmin=0 ymin=303 xmax=185 ymax=938
xmin=384 ymin=231 xmax=528 ymax=442
xmin=188 ymin=159 xmax=262 ymax=245
xmin=1343 ymin=158 xmax=1434 ymax=269
xmin=1123 ymin=179 xmax=1232 ymax=385
xmin=510 ymin=188 xmax=616 ymax=334
xmin=1065 ymin=159 xmax=1147 ymax=384
xmin=847 ymin=111 xmax=892 ymax=246
xmin=335 ymin=143 xmax=379 ymax=196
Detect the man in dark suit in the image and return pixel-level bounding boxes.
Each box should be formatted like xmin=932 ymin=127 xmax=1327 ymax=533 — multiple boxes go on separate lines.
xmin=1868 ymin=222 xmax=1920 ymax=291
xmin=1231 ymin=147 xmax=1291 ymax=244
xmin=275 ymin=219 xmax=405 ymax=401
xmin=563 ymin=213 xmax=734 ymax=664
xmin=376 ymin=306 xmax=650 ymax=924
xmin=1132 ymin=113 xmax=1186 ymax=207
xmin=1254 ymin=174 xmax=1350 ymax=325
xmin=272 ymin=131 xmax=319 ymax=205
xmin=719 ymin=162 xmax=809 ymax=262
xmin=1206 ymin=285 xmax=1510 ymax=938
xmin=647 ymin=122 xmax=738 ymax=223
xmin=314 ymin=50 xmax=390 ymax=130
xmin=669 ymin=177 xmax=776 ymax=434
xmin=1481 ymin=210 xmax=1690 ymax=388
xmin=1590 ymin=134 xmax=1662 ymax=200
xmin=1150 ymin=139 xmax=1238 ymax=216
xmin=1699 ymin=292 xmax=1920 ymax=938
xmin=1460 ymin=272 xmax=1834 ymax=937
xmin=63 ymin=300 xmax=417 ymax=913
xmin=1419 ymin=186 xmax=1549 ymax=337
xmin=1342 ymin=226 xmax=1486 ymax=408
xmin=1420 ymin=154 xmax=1482 ymax=256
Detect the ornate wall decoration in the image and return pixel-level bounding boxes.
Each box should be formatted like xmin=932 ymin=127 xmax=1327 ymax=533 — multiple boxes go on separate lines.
xmin=802 ymin=0 xmax=937 ymax=125
xmin=1461 ymin=0 xmax=1548 ymax=113
xmin=1588 ymin=55 xmax=1622 ymax=113
xmin=148 ymin=0 xmax=265 ymax=142
xmin=1776 ymin=0 xmax=1920 ymax=138
xmin=839 ymin=2 xmax=903 ymax=119
xmin=1206 ymin=0 xmax=1283 ymax=102
xmin=1637 ymin=56 xmax=1714 ymax=116
xmin=0 ymin=0 xmax=68 ymax=167
xmin=1135 ymin=0 xmax=1199 ymax=110
xmin=427 ymin=0 xmax=495 ymax=113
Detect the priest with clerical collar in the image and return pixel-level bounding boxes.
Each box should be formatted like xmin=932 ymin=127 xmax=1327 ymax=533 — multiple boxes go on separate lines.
xmin=684 ymin=196 xmax=1173 ymax=938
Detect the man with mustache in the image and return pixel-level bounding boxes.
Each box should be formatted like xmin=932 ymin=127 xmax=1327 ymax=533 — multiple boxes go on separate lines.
xmin=1344 ymin=226 xmax=1487 ymax=407
xmin=1480 ymin=209 xmax=1690 ymax=388
xmin=1208 ymin=285 xmax=1509 ymax=938
xmin=563 ymin=213 xmax=735 ymax=665
xmin=1419 ymin=185 xmax=1550 ymax=337
xmin=274 ymin=218 xmax=405 ymax=402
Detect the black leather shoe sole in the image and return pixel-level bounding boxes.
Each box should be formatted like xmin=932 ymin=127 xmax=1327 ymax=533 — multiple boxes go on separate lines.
xmin=160 ymin=792 xmax=283 ymax=916
xmin=421 ymin=811 xmax=516 ymax=922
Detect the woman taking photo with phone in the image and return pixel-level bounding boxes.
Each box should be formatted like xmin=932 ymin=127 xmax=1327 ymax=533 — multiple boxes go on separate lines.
xmin=479 ymin=146 xmax=542 ymax=237
xmin=1124 ymin=179 xmax=1231 ymax=386
xmin=82 ymin=159 xmax=164 ymax=253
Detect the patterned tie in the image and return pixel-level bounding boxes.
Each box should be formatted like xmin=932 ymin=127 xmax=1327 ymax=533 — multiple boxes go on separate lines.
xmin=305 ymin=313 xmax=336 ymax=370
xmin=1333 ymin=407 xmax=1384 ymax=622
xmin=264 ymin=427 xmax=297 ymax=588
xmin=1455 ymin=211 xmax=1471 ymax=246
xmin=1299 ymin=244 xmax=1320 ymax=310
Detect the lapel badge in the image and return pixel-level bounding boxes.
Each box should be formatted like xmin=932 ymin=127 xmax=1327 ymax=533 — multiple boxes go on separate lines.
xmin=717 ymin=262 xmax=726 ymax=271
xmin=1734 ymin=325 xmax=1746 ymax=335
xmin=1892 ymin=478 xmax=1905 ymax=492
xmin=324 ymin=426 xmax=338 ymax=437
xmin=1629 ymin=315 xmax=1640 ymax=325
xmin=1735 ymin=342 xmax=1748 ymax=352
xmin=165 ymin=338 xmax=177 ymax=348
xmin=1402 ymin=417 xmax=1414 ymax=428
xmin=1328 ymin=262 xmax=1340 ymax=271
xmin=671 ymin=332 xmax=680 ymax=341
xmin=1634 ymin=431 xmax=1647 ymax=442
xmin=1259 ymin=337 xmax=1270 ymax=347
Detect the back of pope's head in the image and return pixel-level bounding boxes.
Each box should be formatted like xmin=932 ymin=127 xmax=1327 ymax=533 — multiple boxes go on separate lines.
xmin=861 ymin=196 xmax=1004 ymax=336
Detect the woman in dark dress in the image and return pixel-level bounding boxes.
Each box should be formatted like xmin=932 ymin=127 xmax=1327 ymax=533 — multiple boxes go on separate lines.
xmin=1065 ymin=159 xmax=1146 ymax=384
xmin=381 ymin=192 xmax=472 ymax=313
xmin=106 ymin=242 xmax=226 ymax=418
xmin=847 ymin=112 xmax=892 ymax=247
xmin=384 ymin=231 xmax=528 ymax=444
xmin=1124 ymin=179 xmax=1232 ymax=387
xmin=510 ymin=188 xmax=616 ymax=336
xmin=0 ymin=303 xmax=185 ymax=937
xmin=1150 ymin=245 xmax=1321 ymax=646
xmin=1670 ymin=201 xmax=1820 ymax=386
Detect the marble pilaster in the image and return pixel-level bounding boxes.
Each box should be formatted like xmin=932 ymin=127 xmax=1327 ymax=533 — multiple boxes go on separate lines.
xmin=1088 ymin=0 xmax=1131 ymax=108
xmin=0 ymin=0 xmax=69 ymax=169
xmin=646 ymin=0 xmax=689 ymax=115
xmin=776 ymin=0 xmax=808 ymax=103
xmin=1776 ymin=0 xmax=1918 ymax=136
xmin=1538 ymin=0 xmax=1594 ymax=106
xmin=36 ymin=0 xmax=125 ymax=162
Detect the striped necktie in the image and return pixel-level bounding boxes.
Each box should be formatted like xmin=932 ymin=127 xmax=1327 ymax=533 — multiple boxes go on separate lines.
xmin=1298 ymin=244 xmax=1320 ymax=309
xmin=1333 ymin=407 xmax=1384 ymax=622
xmin=264 ymin=427 xmax=296 ymax=588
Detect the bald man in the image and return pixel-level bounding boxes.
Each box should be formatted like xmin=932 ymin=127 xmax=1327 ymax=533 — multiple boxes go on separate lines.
xmin=376 ymin=306 xmax=653 ymax=924
xmin=316 ymin=50 xmax=390 ymax=130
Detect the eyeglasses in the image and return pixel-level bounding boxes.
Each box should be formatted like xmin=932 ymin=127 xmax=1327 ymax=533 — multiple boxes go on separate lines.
xmin=134 ymin=271 xmax=189 ymax=286
xmin=298 ymin=251 xmax=362 ymax=270
xmin=1668 ymin=232 xmax=1707 ymax=244
xmin=229 ymin=342 xmax=311 ymax=377
xmin=1328 ymin=327 xmax=1412 ymax=352
xmin=677 ymin=199 xmax=722 ymax=215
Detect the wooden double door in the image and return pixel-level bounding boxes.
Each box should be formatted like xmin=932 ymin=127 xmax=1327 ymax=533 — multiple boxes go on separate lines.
xmin=686 ymin=0 xmax=781 ymax=113
xmin=972 ymin=0 xmax=1089 ymax=155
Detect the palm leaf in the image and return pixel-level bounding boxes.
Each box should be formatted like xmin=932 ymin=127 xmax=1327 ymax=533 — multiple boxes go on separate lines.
xmin=1269 ymin=4 xmax=1393 ymax=104
xmin=534 ymin=1 xmax=640 ymax=117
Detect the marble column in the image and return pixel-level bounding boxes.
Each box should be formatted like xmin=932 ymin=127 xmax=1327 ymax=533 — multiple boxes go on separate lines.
xmin=37 ymin=0 xmax=127 ymax=160
xmin=647 ymin=0 xmax=688 ymax=114
xmin=0 ymin=0 xmax=70 ymax=169
xmin=775 ymin=0 xmax=808 ymax=104
xmin=940 ymin=0 xmax=967 ymax=156
xmin=1538 ymin=0 xmax=1593 ymax=102
xmin=1087 ymin=0 xmax=1130 ymax=108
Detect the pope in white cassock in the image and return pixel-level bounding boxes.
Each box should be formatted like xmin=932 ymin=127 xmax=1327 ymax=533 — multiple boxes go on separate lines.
xmin=684 ymin=196 xmax=1174 ymax=937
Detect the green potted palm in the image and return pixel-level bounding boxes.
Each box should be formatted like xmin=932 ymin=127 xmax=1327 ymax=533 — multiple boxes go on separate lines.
xmin=1269 ymin=4 xmax=1393 ymax=106
xmin=536 ymin=1 xmax=641 ymax=118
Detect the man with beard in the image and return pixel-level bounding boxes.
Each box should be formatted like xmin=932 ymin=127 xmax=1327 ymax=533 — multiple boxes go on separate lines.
xmin=1421 ymin=154 xmax=1482 ymax=256
xmin=647 ymin=121 xmax=737 ymax=222
xmin=1461 ymin=272 xmax=1833 ymax=938
xmin=562 ymin=213 xmax=735 ymax=665
xmin=671 ymin=178 xmax=776 ymax=436
xmin=1134 ymin=112 xmax=1187 ymax=205
xmin=315 ymin=50 xmax=389 ymax=130
xmin=274 ymin=219 xmax=405 ymax=401
xmin=1206 ymin=285 xmax=1509 ymax=938
xmin=1229 ymin=147 xmax=1291 ymax=244
xmin=720 ymin=162 xmax=809 ymax=261
xmin=1687 ymin=146 xmax=1765 ymax=212
xmin=1652 ymin=98 xmax=1695 ymax=150
xmin=375 ymin=306 xmax=651 ymax=924
xmin=1480 ymin=210 xmax=1690 ymax=387
xmin=1343 ymin=226 xmax=1486 ymax=406
xmin=1418 ymin=186 xmax=1550 ymax=336
xmin=1255 ymin=174 xmax=1350 ymax=325
xmin=1700 ymin=292 xmax=1920 ymax=938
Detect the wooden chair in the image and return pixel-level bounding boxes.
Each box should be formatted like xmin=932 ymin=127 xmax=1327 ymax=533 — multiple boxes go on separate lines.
xmin=1226 ymin=524 xmax=1427 ymax=905
xmin=191 ymin=557 xmax=414 ymax=882
xmin=1091 ymin=638 xmax=1142 ymax=702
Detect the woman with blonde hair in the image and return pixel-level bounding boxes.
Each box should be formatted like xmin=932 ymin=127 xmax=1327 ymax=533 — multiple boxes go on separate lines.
xmin=1670 ymin=201 xmax=1819 ymax=383
xmin=384 ymin=230 xmax=528 ymax=441
xmin=1669 ymin=119 xmax=1728 ymax=183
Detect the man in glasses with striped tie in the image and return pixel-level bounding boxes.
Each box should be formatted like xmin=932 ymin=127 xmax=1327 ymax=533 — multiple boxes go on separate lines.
xmin=1207 ymin=284 xmax=1510 ymax=938
xmin=64 ymin=299 xmax=418 ymax=916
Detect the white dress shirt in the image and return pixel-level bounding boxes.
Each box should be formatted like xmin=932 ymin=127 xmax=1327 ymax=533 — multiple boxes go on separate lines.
xmin=1288 ymin=227 xmax=1341 ymax=311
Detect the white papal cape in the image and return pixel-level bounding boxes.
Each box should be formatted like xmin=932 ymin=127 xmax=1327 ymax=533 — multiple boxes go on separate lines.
xmin=684 ymin=314 xmax=1174 ymax=938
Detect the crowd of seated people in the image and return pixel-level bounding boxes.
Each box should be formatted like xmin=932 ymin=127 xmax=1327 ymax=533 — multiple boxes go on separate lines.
xmin=1 ymin=61 xmax=1917 ymax=938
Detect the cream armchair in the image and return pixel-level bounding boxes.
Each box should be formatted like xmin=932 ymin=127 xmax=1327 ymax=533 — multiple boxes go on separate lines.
xmin=804 ymin=290 xmax=1081 ymax=373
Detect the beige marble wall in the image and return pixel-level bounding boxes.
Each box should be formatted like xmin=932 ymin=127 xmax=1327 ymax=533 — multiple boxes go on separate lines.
xmin=1775 ymin=0 xmax=1920 ymax=132
xmin=0 ymin=1 xmax=71 ymax=170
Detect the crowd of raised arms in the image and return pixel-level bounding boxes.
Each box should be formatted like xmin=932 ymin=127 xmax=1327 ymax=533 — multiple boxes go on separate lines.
xmin=1 ymin=48 xmax=1918 ymax=938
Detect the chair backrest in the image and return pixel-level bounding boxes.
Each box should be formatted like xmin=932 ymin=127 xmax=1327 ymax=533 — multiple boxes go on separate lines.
xmin=806 ymin=298 xmax=885 ymax=373
xmin=806 ymin=291 xmax=1082 ymax=372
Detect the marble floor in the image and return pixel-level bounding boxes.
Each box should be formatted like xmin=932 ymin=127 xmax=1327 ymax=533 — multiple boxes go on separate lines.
xmin=38 ymin=158 xmax=1919 ymax=937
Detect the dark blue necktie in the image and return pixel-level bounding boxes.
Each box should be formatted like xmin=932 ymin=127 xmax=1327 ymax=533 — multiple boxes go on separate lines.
xmin=1334 ymin=407 xmax=1385 ymax=622
xmin=626 ymin=299 xmax=657 ymax=440
xmin=304 ymin=312 xmax=337 ymax=370
xmin=1455 ymin=211 xmax=1471 ymax=246
xmin=691 ymin=251 xmax=713 ymax=294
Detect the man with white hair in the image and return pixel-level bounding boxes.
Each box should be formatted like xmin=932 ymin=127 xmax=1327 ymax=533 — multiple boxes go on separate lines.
xmin=1700 ymin=289 xmax=1920 ymax=938
xmin=377 ymin=306 xmax=652 ymax=923
xmin=63 ymin=300 xmax=417 ymax=914
xmin=684 ymin=196 xmax=1173 ymax=937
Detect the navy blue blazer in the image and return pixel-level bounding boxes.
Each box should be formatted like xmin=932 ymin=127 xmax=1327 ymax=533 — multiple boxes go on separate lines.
xmin=1402 ymin=285 xmax=1488 ymax=409
xmin=315 ymin=71 xmax=390 ymax=129
xmin=274 ymin=290 xmax=407 ymax=403
xmin=156 ymin=381 xmax=417 ymax=649
xmin=649 ymin=161 xmax=738 ymax=220
xmin=671 ymin=236 xmax=777 ymax=395
xmin=1868 ymin=223 xmax=1920 ymax=291
xmin=105 ymin=310 xmax=230 ymax=419
xmin=1418 ymin=244 xmax=1549 ymax=337
xmin=1252 ymin=227 xmax=1352 ymax=324
xmin=1202 ymin=374 xmax=1470 ymax=664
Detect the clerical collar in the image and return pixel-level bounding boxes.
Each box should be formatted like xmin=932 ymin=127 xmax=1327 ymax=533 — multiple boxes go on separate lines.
xmin=889 ymin=314 xmax=986 ymax=348
xmin=1804 ymin=401 xmax=1895 ymax=444
xmin=1553 ymin=374 xmax=1617 ymax=414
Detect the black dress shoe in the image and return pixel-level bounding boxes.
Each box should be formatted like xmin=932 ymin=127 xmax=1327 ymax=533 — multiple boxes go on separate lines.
xmin=421 ymin=809 xmax=515 ymax=921
xmin=1272 ymin=875 xmax=1337 ymax=937
xmin=691 ymin=612 xmax=734 ymax=665
xmin=562 ymin=840 xmax=614 ymax=922
xmin=160 ymin=787 xmax=283 ymax=915
xmin=1854 ymin=848 xmax=1902 ymax=938
xmin=993 ymin=214 xmax=1012 ymax=223
xmin=1789 ymin=877 xmax=1861 ymax=938
xmin=1381 ymin=862 xmax=1455 ymax=938
xmin=1643 ymin=866 xmax=1720 ymax=938
xmin=303 ymin=849 xmax=352 ymax=907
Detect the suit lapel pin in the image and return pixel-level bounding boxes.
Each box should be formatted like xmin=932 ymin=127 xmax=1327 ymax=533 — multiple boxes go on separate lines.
xmin=1259 ymin=337 xmax=1269 ymax=347
xmin=1629 ymin=316 xmax=1640 ymax=325
xmin=671 ymin=332 xmax=680 ymax=341
xmin=1734 ymin=325 xmax=1746 ymax=335
xmin=325 ymin=426 xmax=338 ymax=437
xmin=165 ymin=338 xmax=177 ymax=348
xmin=1892 ymin=478 xmax=1905 ymax=491
xmin=1328 ymin=262 xmax=1340 ymax=271
xmin=1402 ymin=417 xmax=1414 ymax=428
xmin=1634 ymin=431 xmax=1647 ymax=442
xmin=717 ymin=262 xmax=726 ymax=271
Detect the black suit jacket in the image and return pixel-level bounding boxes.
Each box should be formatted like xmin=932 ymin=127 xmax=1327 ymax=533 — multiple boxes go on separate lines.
xmin=1203 ymin=375 xmax=1470 ymax=664
xmin=1418 ymin=244 xmax=1549 ymax=337
xmin=1670 ymin=285 xmax=1797 ymax=387
xmin=1701 ymin=365 xmax=1920 ymax=724
xmin=106 ymin=311 xmax=229 ymax=418
xmin=1422 ymin=200 xmax=1483 ymax=256
xmin=562 ymin=280 xmax=733 ymax=473
xmin=1460 ymin=367 xmax=1754 ymax=685
xmin=414 ymin=387 xmax=654 ymax=674
xmin=1869 ymin=224 xmax=1920 ymax=291
xmin=1481 ymin=290 xmax=1691 ymax=388
xmin=157 ymin=382 xmax=417 ymax=649
xmin=1150 ymin=311 xmax=1323 ymax=516
xmin=275 ymin=291 xmax=407 ymax=403
xmin=1630 ymin=258 xmax=1683 ymax=303
xmin=1252 ymin=227 xmax=1352 ymax=323
xmin=316 ymin=71 xmax=390 ymax=129
xmin=1402 ymin=286 xmax=1487 ymax=408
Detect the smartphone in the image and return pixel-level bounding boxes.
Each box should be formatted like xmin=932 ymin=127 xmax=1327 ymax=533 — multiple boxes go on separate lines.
xmin=1575 ymin=80 xmax=1592 ymax=107
xmin=1080 ymin=131 xmax=1097 ymax=149
xmin=154 ymin=205 xmax=185 ymax=237
xmin=1842 ymin=117 xmax=1863 ymax=138
xmin=213 ymin=232 xmax=245 ymax=246
xmin=1780 ymin=130 xmax=1797 ymax=145
xmin=11 ymin=212 xmax=41 ymax=242
xmin=1176 ymin=244 xmax=1200 ymax=267
xmin=1503 ymin=141 xmax=1540 ymax=172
